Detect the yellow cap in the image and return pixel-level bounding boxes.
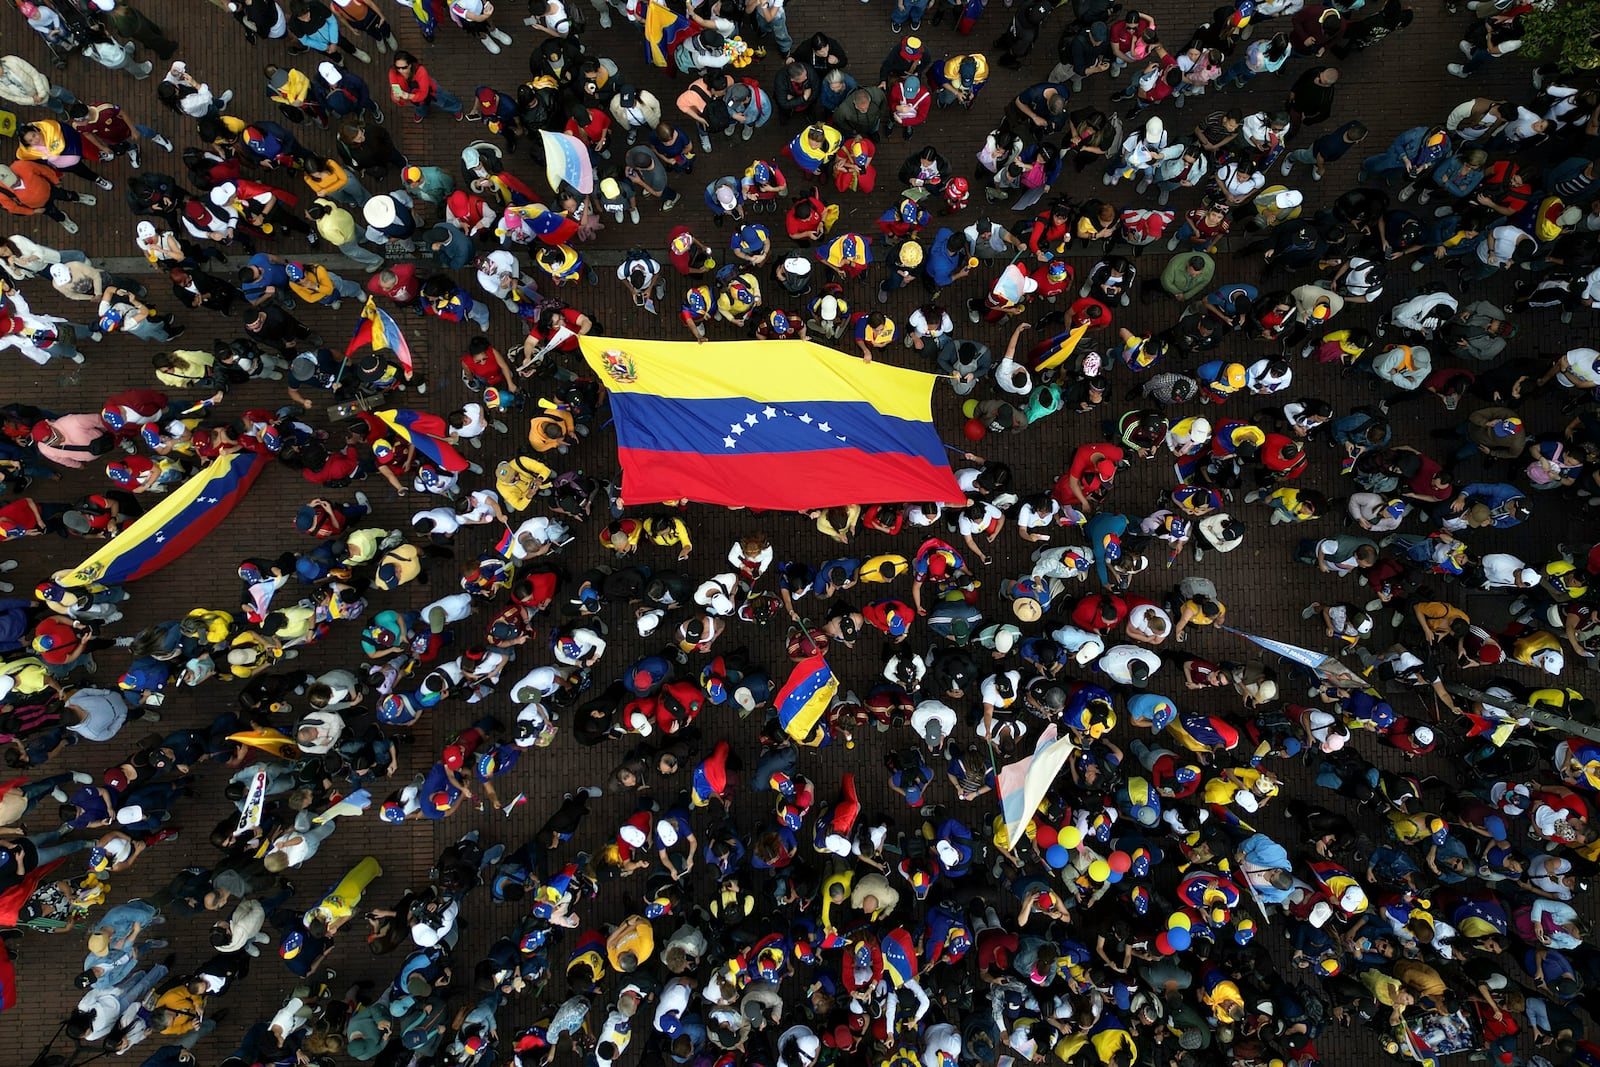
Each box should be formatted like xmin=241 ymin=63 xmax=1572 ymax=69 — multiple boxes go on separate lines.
xmin=899 ymin=241 xmax=923 ymax=267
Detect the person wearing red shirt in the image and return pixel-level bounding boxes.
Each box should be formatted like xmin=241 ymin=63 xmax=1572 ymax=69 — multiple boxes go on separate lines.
xmin=460 ymin=336 xmax=514 ymax=392
xmin=366 ymin=262 xmax=422 ymax=313
xmin=1071 ymin=592 xmax=1129 ymax=633
xmin=387 ymin=52 xmax=463 ymax=122
xmin=1054 ymin=442 xmax=1125 ymax=511
xmin=1260 ymin=433 xmax=1309 ymax=483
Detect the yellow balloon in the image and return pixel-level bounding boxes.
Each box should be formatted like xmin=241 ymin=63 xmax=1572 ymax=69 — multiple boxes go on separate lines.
xmin=1168 ymin=912 xmax=1192 ymax=932
xmin=1058 ymin=826 xmax=1082 ymax=849
xmin=1088 ymin=859 xmax=1111 ymax=883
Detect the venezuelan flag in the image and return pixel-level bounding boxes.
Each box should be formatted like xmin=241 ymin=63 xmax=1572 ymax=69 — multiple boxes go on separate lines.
xmin=776 ymin=654 xmax=837 ymax=741
xmin=378 ymin=409 xmax=471 ymax=473
xmin=510 ymin=203 xmax=581 ymax=246
xmin=643 ymin=0 xmax=690 ymax=67
xmin=539 ymin=130 xmax=595 ymax=196
xmin=348 ymin=297 xmax=414 ymax=374
xmin=62 ymin=450 xmax=271 ymax=588
xmin=579 ymin=337 xmax=964 ymax=510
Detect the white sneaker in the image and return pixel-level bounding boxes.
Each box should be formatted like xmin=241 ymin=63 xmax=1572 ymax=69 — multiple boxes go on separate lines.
xmin=629 ymin=205 xmax=640 ymax=223
xmin=355 ymin=491 xmax=370 ymax=508
xmin=482 ymin=36 xmax=501 ymax=53
xmin=599 ymin=9 xmax=611 ymax=26
xmin=490 ymin=27 xmax=512 ymax=43
xmin=59 ymin=213 xmax=78 ymax=233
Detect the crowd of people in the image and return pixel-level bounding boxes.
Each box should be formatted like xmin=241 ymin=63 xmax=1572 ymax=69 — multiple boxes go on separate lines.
xmin=0 ymin=1 xmax=1599 ymax=1067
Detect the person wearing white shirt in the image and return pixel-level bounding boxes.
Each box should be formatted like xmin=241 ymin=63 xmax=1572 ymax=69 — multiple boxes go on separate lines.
xmin=1096 ymin=642 xmax=1161 ymax=686
xmin=508 ymin=515 xmax=570 ymax=561
xmin=1479 ymin=552 xmax=1538 ymax=590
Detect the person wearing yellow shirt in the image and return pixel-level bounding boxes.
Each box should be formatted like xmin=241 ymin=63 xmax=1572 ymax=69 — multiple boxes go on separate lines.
xmin=306 ymin=197 xmax=384 ymax=272
xmin=605 ymin=913 xmax=655 ymax=972
xmin=303 ymin=156 xmax=369 ymax=209
xmin=285 ymin=261 xmax=363 ymax=310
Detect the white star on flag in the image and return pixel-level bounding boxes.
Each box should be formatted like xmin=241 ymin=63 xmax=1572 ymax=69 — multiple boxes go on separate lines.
xmin=732 ymin=425 xmax=745 ymax=435
xmin=723 ymin=436 xmax=736 ymax=448
xmin=744 ymin=413 xmax=759 ymax=426
xmin=763 ymin=406 xmax=777 ymax=418
xmin=799 ymin=413 xmax=812 ymax=424
xmin=817 ymin=422 xmax=831 ymax=433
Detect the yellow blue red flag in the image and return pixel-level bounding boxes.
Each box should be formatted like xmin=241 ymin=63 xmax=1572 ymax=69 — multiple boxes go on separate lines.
xmin=643 ymin=0 xmax=690 ymax=67
xmin=63 ymin=450 xmax=271 ymax=587
xmin=776 ymin=654 xmax=838 ymax=741
xmin=579 ymin=337 xmax=964 ymax=510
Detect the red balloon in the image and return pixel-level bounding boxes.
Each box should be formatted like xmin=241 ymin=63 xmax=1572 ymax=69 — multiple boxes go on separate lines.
xmin=1034 ymin=825 xmax=1058 ymax=849
xmin=1155 ymin=932 xmax=1174 ymax=955
xmin=1108 ymin=850 xmax=1132 ymax=874
xmin=963 ymin=418 xmax=987 ymax=441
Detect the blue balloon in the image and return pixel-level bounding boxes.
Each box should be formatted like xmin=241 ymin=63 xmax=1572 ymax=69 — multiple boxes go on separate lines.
xmin=1045 ymin=844 xmax=1070 ymax=868
xmin=1167 ymin=927 xmax=1191 ymax=951
xmin=1105 ymin=869 xmax=1123 ymax=884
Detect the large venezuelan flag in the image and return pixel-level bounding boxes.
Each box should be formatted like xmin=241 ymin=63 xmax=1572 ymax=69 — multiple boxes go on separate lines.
xmin=63 ymin=450 xmax=272 ymax=588
xmin=579 ymin=337 xmax=964 ymax=510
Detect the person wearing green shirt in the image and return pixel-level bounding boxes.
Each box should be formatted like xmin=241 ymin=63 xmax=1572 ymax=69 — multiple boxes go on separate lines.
xmin=1147 ymin=252 xmax=1214 ymax=304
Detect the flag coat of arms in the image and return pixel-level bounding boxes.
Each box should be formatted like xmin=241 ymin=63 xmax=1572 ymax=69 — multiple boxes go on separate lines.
xmin=580 ymin=337 xmax=964 ymax=510
xmin=64 ymin=450 xmax=271 ymax=587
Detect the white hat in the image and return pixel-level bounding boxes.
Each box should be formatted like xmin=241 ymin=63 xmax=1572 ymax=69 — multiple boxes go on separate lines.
xmin=619 ymin=823 xmax=647 ymax=847
xmin=1339 ymin=885 xmax=1368 ymax=913
xmin=732 ymin=685 xmax=756 ymax=713
xmin=1413 ymin=726 xmax=1434 ymax=747
xmin=318 ymin=61 xmax=343 ymax=86
xmin=819 ymin=295 xmax=839 ymax=321
xmin=1144 ymin=116 xmax=1163 ymax=141
xmin=715 ymin=184 xmax=738 ymax=209
xmin=90 ymin=0 xmax=114 ymax=10
xmin=707 ymin=592 xmax=734 ymax=616
xmin=1517 ymin=567 xmax=1540 ymax=586
xmin=1254 ymin=679 xmax=1278 ymax=702
xmin=934 ymin=840 xmax=960 ymax=868
xmin=1308 ymin=901 xmax=1334 ymax=928
xmin=209 ymin=183 xmax=237 ymax=207
xmin=136 ymin=220 xmax=156 ymax=239
xmin=1235 ymin=789 xmax=1259 ymax=813
xmin=655 ymin=820 xmax=680 ymax=847
xmin=993 ymin=627 xmax=1017 ymax=654
xmin=1074 ymin=637 xmax=1104 ymax=665
xmin=1020 ymin=276 xmax=1039 ymax=294
xmin=1273 ymin=189 xmax=1303 ymax=209
xmin=1532 ymin=648 xmax=1565 ymax=674
xmin=47 ymin=263 xmax=71 ymax=286
xmin=783 ymin=255 xmax=811 ymax=275
xmin=823 ymin=833 xmax=852 ymax=857
xmin=364 ymin=194 xmax=397 ymax=228
xmin=637 ymin=608 xmax=664 ymax=636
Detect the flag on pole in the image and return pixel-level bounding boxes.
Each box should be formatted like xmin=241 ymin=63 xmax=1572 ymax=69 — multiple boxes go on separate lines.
xmin=347 ymin=297 xmax=414 ymax=374
xmin=1220 ymin=625 xmax=1371 ymax=691
xmin=1031 ymin=321 xmax=1091 ymax=372
xmin=539 ymin=130 xmax=596 ymax=195
xmin=642 ymin=0 xmax=690 ymax=66
xmin=377 ymin=409 xmax=471 ymax=473
xmin=998 ymin=724 xmax=1077 ymax=844
xmin=775 ymin=654 xmax=838 ymax=740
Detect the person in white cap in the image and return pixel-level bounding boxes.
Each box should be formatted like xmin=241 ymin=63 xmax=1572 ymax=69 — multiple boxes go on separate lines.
xmin=159 ymin=61 xmax=230 ymax=121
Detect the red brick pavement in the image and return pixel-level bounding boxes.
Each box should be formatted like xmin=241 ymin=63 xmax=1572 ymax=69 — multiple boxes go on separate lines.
xmin=0 ymin=1 xmax=1592 ymax=1065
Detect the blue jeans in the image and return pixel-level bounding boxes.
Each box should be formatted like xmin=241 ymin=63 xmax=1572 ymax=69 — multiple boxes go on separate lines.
xmin=756 ymin=10 xmax=792 ymax=53
xmin=466 ymin=299 xmax=490 ymax=329
xmin=415 ymin=88 xmax=463 ymax=120
xmin=1222 ymin=60 xmax=1260 ymax=84
xmin=892 ymin=0 xmax=928 ymax=25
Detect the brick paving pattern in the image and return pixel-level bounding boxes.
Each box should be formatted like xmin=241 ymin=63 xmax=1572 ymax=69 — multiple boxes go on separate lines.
xmin=0 ymin=0 xmax=1592 ymax=1065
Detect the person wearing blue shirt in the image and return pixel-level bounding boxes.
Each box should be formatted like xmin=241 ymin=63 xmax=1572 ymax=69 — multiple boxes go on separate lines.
xmin=239 ymin=253 xmax=291 ymax=307
xmin=1203 ymin=282 xmax=1259 ymax=329
xmin=1280 ymin=120 xmax=1369 ymax=181
xmin=1235 ymin=832 xmax=1295 ymax=903
xmin=814 ymin=558 xmax=860 ymax=596
xmin=924 ymin=227 xmax=970 ymax=292
xmin=1444 ymin=482 xmax=1528 ymax=529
